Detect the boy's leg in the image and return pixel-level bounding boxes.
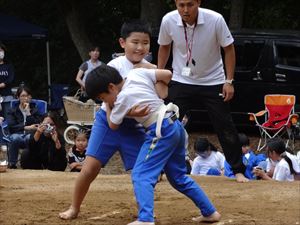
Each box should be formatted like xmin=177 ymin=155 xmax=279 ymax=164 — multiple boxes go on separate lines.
xmin=163 ymin=124 xmax=218 ymax=219
xmin=59 ymin=110 xmax=120 ymax=219
xmin=119 ymin=118 xmax=146 ymax=170
xmin=59 ymin=156 xmax=101 ymax=219
xmin=131 ymin=120 xmax=182 ymax=222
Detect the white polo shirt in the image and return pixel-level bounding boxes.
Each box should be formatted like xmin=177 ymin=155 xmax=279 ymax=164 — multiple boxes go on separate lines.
xmin=101 ymin=56 xmax=148 ymax=111
xmin=158 ymin=8 xmax=234 ymax=85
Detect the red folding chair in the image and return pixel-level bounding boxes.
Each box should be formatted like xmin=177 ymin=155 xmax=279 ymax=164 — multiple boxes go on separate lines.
xmin=248 ymin=95 xmax=298 ymax=151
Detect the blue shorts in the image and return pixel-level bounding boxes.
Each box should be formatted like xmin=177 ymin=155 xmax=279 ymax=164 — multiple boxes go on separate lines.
xmin=86 ymin=110 xmax=146 ymax=170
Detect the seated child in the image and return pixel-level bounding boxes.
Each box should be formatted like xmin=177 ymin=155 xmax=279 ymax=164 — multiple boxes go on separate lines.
xmin=253 ymin=138 xmax=300 ymax=181
xmin=224 ymin=133 xmax=266 ymax=179
xmin=85 ymin=64 xmax=221 ymax=224
xmin=191 ymin=137 xmax=225 ymax=176
xmin=68 ymin=131 xmax=88 ymax=172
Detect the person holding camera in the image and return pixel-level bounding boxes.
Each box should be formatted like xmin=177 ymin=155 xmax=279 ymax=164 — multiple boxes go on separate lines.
xmin=20 ymin=114 xmax=67 ymax=171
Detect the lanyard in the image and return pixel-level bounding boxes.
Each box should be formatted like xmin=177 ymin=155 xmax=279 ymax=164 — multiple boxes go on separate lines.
xmin=183 ymin=21 xmax=197 ymax=67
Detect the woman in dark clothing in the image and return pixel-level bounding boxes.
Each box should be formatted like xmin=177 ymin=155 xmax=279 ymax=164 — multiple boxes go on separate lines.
xmin=20 ymin=114 xmax=67 ymax=171
xmin=7 ymin=86 xmax=42 ymax=168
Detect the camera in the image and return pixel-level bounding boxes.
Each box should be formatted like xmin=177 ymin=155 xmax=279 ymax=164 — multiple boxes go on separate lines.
xmin=44 ymin=123 xmax=54 ymax=134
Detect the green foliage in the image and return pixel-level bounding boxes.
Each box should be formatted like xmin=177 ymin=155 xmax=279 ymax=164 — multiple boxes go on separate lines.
xmin=244 ymin=0 xmax=300 ymax=29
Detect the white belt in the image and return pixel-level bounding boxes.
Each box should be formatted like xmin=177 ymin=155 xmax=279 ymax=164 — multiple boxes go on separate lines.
xmin=142 ymin=103 xmax=179 ymax=139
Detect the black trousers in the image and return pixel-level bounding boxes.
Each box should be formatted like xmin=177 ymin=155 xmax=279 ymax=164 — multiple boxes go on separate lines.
xmin=20 ymin=148 xmax=67 ymax=171
xmin=168 ymin=81 xmax=245 ymax=174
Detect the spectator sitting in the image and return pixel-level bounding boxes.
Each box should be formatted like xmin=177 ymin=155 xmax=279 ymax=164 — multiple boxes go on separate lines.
xmin=20 ymin=114 xmax=67 ymax=171
xmin=224 ymin=133 xmax=266 ymax=180
xmin=253 ymin=138 xmax=300 ymax=181
xmin=7 ymin=85 xmax=43 ymax=169
xmin=67 ymin=131 xmax=87 ymax=172
xmin=191 ymin=137 xmax=225 ymax=176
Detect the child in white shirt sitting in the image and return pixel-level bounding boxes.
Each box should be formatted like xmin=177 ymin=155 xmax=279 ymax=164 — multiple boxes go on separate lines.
xmin=191 ymin=137 xmax=225 ymax=176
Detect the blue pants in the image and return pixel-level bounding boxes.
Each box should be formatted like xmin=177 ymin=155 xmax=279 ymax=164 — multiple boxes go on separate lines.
xmin=132 ymin=119 xmax=216 ymax=222
xmin=8 ymin=133 xmax=31 ymax=165
xmin=86 ymin=110 xmax=146 ymax=170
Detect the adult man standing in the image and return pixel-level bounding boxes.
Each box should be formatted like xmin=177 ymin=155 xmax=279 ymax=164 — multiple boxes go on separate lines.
xmin=157 ymin=0 xmax=248 ymax=182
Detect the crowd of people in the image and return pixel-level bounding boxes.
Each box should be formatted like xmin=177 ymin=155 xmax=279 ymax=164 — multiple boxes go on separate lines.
xmin=1 ymin=1 xmax=300 ymax=225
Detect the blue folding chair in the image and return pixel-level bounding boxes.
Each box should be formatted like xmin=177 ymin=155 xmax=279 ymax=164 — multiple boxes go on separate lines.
xmin=10 ymin=99 xmax=47 ymax=115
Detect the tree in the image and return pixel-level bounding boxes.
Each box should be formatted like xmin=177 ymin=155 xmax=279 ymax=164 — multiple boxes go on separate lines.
xmin=56 ymin=0 xmax=92 ymax=61
xmin=229 ymin=0 xmax=245 ymax=29
xmin=140 ymin=0 xmax=168 ymax=35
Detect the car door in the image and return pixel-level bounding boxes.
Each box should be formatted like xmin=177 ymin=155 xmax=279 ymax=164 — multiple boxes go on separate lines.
xmin=232 ymin=37 xmax=268 ymax=117
xmin=273 ymin=40 xmax=300 ymax=112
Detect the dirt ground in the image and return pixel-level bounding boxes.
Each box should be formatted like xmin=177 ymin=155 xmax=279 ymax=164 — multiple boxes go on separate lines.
xmin=1 ymin=133 xmax=300 ymax=225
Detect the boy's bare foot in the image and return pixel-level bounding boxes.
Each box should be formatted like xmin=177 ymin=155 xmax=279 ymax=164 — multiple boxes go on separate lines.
xmin=235 ymin=173 xmax=249 ymax=183
xmin=59 ymin=206 xmax=79 ymax=220
xmin=192 ymin=211 xmax=221 ymax=223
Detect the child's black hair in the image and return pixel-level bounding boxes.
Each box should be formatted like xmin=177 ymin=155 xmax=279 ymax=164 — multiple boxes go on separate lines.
xmin=120 ymin=19 xmax=152 ymax=39
xmin=267 ymin=138 xmax=296 ymax=175
xmin=194 ymin=137 xmax=218 ymax=154
xmin=85 ymin=64 xmax=123 ymax=100
xmin=88 ymin=45 xmax=100 ymax=52
xmin=238 ymin=133 xmax=249 ymax=146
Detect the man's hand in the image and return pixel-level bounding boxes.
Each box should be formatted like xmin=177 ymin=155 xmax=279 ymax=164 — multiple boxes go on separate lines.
xmin=222 ymin=83 xmax=234 ymax=102
xmin=127 ymin=105 xmax=150 ymax=117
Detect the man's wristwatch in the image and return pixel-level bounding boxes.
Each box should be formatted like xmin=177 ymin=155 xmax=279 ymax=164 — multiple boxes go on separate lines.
xmin=225 ymin=79 xmax=234 ymax=85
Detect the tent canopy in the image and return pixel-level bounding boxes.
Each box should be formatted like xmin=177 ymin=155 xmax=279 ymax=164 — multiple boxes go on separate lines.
xmin=0 ymin=13 xmax=48 ymax=40
xmin=0 ymin=13 xmax=51 ymax=103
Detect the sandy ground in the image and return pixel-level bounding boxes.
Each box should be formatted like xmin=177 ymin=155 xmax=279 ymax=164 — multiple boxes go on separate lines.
xmin=1 ymin=132 xmax=300 ymax=225
xmin=0 ymin=169 xmax=300 ymax=225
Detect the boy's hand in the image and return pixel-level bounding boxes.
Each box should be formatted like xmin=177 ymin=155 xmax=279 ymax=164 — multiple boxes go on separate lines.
xmin=127 ymin=105 xmax=150 ymax=117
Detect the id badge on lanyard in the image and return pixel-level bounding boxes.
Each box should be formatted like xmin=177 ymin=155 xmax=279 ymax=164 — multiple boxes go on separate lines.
xmin=181 ymin=67 xmax=191 ymax=77
xmin=182 ymin=20 xmax=196 ymax=77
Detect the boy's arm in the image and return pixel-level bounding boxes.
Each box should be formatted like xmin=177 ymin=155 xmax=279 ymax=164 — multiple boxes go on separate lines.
xmin=155 ymin=69 xmax=172 ymax=85
xmin=105 ymin=103 xmax=119 ymax=130
xmin=155 ymin=69 xmax=172 ymax=99
xmin=155 ymin=82 xmax=168 ymax=99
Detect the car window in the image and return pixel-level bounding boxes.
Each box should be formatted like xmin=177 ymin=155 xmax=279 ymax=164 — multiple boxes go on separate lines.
xmin=275 ymin=42 xmax=300 ymax=68
xmin=235 ymin=40 xmax=265 ymax=71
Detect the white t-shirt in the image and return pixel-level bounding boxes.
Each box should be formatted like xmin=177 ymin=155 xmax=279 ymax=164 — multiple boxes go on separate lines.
xmin=158 ymin=8 xmax=233 ymax=85
xmin=110 ymin=68 xmax=164 ymax=125
xmin=101 ymin=56 xmax=149 ymax=111
xmin=272 ymin=152 xmax=300 ymax=181
xmin=191 ymin=151 xmax=225 ymax=175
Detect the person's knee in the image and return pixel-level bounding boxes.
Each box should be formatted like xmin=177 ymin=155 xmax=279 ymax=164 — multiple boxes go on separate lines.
xmin=80 ymin=156 xmax=101 ymax=180
xmin=9 ymin=134 xmax=23 ymax=142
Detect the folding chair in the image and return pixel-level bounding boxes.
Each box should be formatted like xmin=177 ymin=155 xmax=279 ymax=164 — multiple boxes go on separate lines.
xmin=248 ymin=94 xmax=299 ymax=151
xmin=10 ymin=99 xmax=47 ymax=115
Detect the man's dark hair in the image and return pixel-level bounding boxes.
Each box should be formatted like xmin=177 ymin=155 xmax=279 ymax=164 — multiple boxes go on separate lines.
xmin=120 ymin=19 xmax=152 ymax=39
xmin=85 ymin=64 xmax=123 ymax=100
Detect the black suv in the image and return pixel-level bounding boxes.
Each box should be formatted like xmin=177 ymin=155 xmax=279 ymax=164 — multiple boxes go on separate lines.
xmin=183 ymin=30 xmax=300 ymax=128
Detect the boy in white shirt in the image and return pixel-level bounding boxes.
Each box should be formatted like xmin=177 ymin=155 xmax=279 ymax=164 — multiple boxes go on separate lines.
xmin=85 ymin=63 xmax=221 ymax=225
xmin=59 ymin=19 xmax=153 ymax=220
xmin=191 ymin=137 xmax=225 ymax=176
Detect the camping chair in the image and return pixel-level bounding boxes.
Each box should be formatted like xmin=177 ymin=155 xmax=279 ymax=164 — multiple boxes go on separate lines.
xmin=10 ymin=99 xmax=47 ymax=115
xmin=248 ymin=94 xmax=299 ymax=151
